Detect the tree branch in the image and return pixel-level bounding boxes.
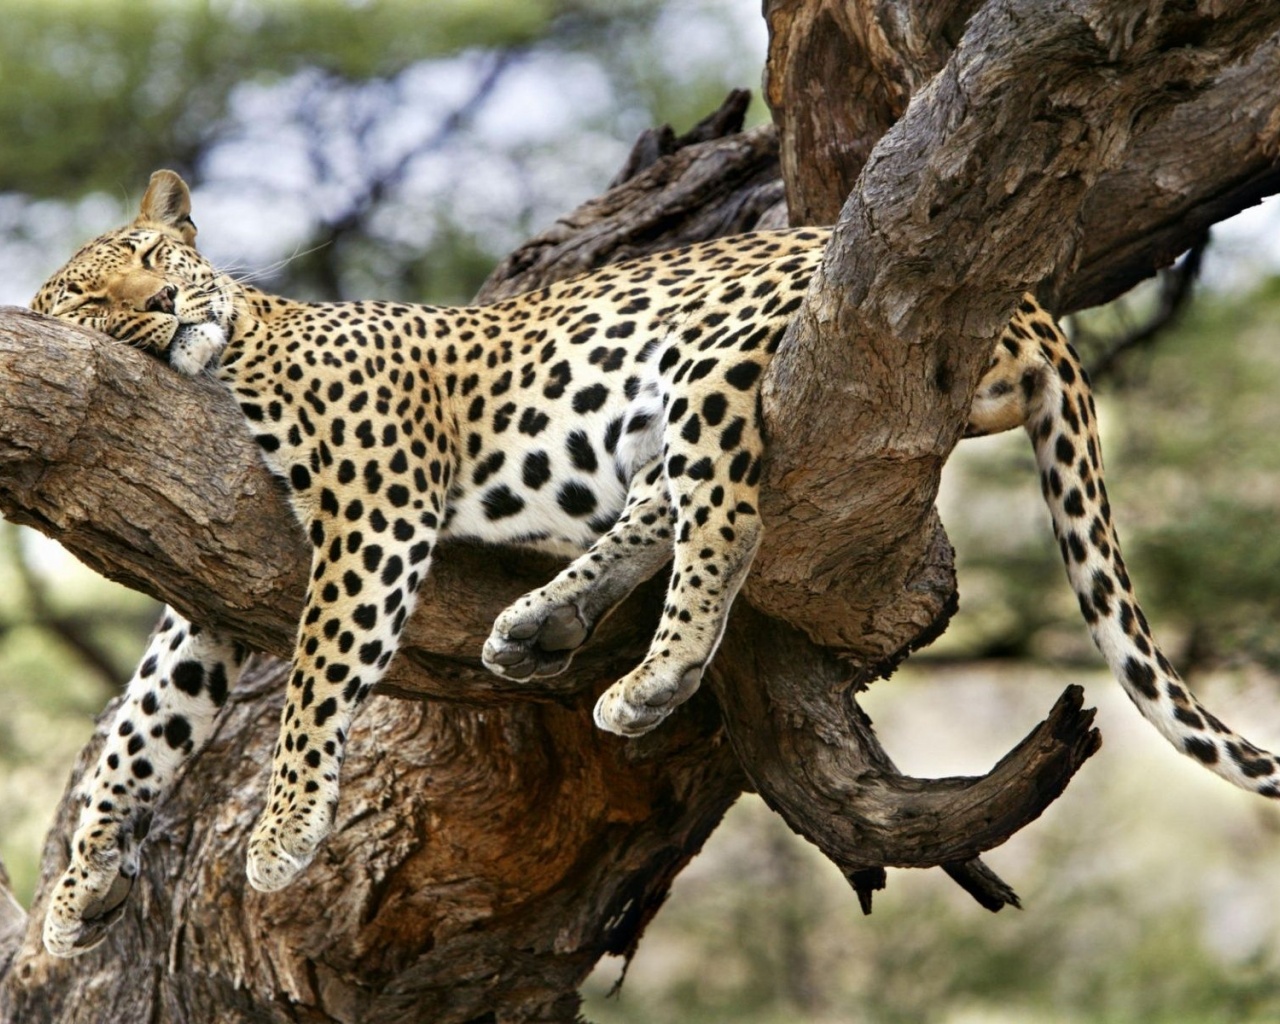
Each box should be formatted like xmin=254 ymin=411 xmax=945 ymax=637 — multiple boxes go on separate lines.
xmin=0 ymin=101 xmax=1058 ymax=1021
xmin=764 ymin=0 xmax=1280 ymax=313
xmin=1082 ymin=231 xmax=1209 ymax=381
xmin=764 ymin=0 xmax=984 ymax=224
xmin=753 ymin=0 xmax=1280 ymax=663
xmin=709 ymin=607 xmax=1099 ymax=910
xmin=477 ymin=116 xmax=786 ymax=302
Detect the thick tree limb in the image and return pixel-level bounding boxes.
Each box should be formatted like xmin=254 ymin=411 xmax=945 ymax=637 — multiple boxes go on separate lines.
xmin=753 ymin=0 xmax=1280 ymax=660
xmin=764 ymin=0 xmax=984 ymax=224
xmin=709 ymin=607 xmax=1099 ymax=907
xmin=765 ymin=0 xmax=1280 ymax=312
xmin=2 ymin=658 xmax=743 ymax=1024
xmin=1062 ymin=30 xmax=1280 ymax=311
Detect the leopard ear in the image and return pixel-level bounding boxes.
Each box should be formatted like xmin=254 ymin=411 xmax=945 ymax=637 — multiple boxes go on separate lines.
xmin=137 ymin=170 xmax=197 ymax=246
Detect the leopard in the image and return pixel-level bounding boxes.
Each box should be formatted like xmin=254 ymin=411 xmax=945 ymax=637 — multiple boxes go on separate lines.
xmin=29 ymin=169 xmax=1280 ymax=957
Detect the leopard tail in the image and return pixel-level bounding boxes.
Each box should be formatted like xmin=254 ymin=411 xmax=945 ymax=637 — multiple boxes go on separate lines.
xmin=1027 ymin=333 xmax=1280 ymax=797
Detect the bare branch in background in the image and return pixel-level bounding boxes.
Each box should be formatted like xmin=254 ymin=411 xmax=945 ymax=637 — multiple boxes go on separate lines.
xmin=295 ymin=50 xmax=523 ymax=299
xmin=1082 ymin=233 xmax=1210 ymax=382
xmin=0 ymin=521 xmax=142 ymax=694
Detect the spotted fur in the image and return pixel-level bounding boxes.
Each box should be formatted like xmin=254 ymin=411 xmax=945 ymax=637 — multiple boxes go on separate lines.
xmin=30 ymin=170 xmax=1279 ymax=956
xmin=40 ymin=617 xmax=246 ymax=955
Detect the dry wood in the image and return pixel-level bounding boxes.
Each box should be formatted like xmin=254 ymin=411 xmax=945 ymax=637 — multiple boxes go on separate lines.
xmin=764 ymin=0 xmax=1280 ymax=311
xmin=753 ymin=0 xmax=1280 ymax=660
xmin=764 ymin=0 xmax=984 ymax=224
xmin=710 ymin=607 xmax=1100 ymax=882
xmin=3 ymin=658 xmax=744 ymax=1023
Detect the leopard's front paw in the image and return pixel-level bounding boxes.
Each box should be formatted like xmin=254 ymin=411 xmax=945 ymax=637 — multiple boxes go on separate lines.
xmin=482 ymin=598 xmax=590 ymax=680
xmin=43 ymin=850 xmax=136 ymax=958
xmin=593 ymin=664 xmax=704 ymax=737
xmin=246 ymin=801 xmax=333 ymax=893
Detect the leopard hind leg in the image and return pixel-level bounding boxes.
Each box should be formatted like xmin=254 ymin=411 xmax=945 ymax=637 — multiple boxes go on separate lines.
xmin=594 ymin=353 xmax=766 ymax=736
xmin=483 ymin=456 xmax=674 ymax=680
xmin=43 ymin=609 xmax=246 ymax=957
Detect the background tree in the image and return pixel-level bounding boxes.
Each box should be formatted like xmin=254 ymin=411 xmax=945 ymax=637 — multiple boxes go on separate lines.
xmin=2 ymin=2 xmax=1280 ymax=1024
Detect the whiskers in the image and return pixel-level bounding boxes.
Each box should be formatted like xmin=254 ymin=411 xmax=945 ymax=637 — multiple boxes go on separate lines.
xmin=214 ymin=241 xmax=332 ymax=290
xmin=185 ymin=278 xmax=234 ymax=303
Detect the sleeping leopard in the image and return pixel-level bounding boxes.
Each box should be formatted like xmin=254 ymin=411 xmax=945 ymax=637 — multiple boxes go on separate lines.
xmin=29 ymin=170 xmax=1280 ymax=957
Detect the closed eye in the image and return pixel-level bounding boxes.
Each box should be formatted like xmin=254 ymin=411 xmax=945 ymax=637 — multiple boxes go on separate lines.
xmin=138 ymin=240 xmax=164 ymax=269
xmin=57 ymin=295 xmax=108 ymax=317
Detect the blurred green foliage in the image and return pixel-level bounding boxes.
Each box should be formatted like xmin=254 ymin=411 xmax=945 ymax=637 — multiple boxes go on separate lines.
xmin=0 ymin=0 xmax=766 ymax=307
xmin=1099 ymin=291 xmax=1280 ymax=672
xmin=0 ymin=0 xmax=613 ymax=197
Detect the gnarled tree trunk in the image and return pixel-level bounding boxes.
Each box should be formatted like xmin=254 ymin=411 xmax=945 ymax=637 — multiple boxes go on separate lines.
xmin=1 ymin=2 xmax=1278 ymax=1021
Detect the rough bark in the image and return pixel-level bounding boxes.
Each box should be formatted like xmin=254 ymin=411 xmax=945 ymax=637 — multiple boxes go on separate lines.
xmin=6 ymin=657 xmax=745 ymax=1024
xmin=764 ymin=0 xmax=983 ymax=225
xmin=709 ymin=607 xmax=1099 ymax=906
xmin=0 ymin=1 xmax=1277 ymax=1021
xmin=764 ymin=0 xmax=1280 ymax=311
xmin=753 ymin=0 xmax=1280 ymax=656
xmin=739 ymin=0 xmax=1279 ymax=920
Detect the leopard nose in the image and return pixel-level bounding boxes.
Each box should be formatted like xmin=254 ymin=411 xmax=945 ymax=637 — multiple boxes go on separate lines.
xmin=145 ymin=284 xmax=177 ymax=314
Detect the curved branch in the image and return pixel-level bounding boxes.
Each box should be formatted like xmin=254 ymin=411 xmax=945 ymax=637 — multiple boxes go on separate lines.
xmin=0 ymin=309 xmax=665 ymax=704
xmin=0 ymin=309 xmax=1087 ymax=897
xmin=710 ymin=606 xmax=1099 ymax=904
xmin=753 ymin=0 xmax=1280 ymax=664
xmin=764 ymin=0 xmax=1280 ymax=312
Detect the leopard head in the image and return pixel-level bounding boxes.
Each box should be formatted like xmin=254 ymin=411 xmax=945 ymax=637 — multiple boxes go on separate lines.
xmin=32 ymin=170 xmax=233 ymax=375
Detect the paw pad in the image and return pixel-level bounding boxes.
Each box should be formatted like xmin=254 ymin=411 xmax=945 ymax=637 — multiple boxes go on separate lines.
xmin=483 ymin=599 xmax=588 ymax=680
xmin=245 ymin=802 xmax=333 ymax=893
xmin=43 ymin=861 xmax=136 ymax=958
xmin=594 ymin=665 xmax=703 ymax=737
